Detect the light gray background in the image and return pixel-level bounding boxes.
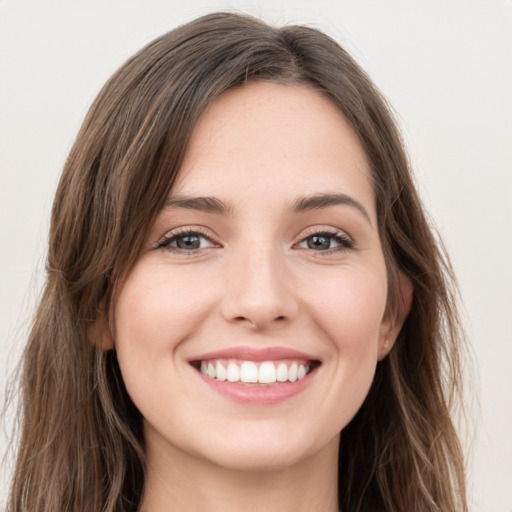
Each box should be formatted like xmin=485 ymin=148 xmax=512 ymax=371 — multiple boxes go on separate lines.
xmin=1 ymin=1 xmax=511 ymax=510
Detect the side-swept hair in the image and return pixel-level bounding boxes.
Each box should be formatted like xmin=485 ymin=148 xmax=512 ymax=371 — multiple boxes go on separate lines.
xmin=7 ymin=12 xmax=467 ymax=512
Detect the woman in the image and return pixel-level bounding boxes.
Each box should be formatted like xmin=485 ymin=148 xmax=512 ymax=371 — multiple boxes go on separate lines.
xmin=6 ymin=11 xmax=468 ymax=512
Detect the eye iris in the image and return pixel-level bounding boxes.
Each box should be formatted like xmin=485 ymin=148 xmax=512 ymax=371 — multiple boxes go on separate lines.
xmin=307 ymin=235 xmax=331 ymax=250
xmin=176 ymin=235 xmax=201 ymax=250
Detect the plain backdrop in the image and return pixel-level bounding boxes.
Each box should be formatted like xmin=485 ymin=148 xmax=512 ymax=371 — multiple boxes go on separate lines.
xmin=1 ymin=1 xmax=511 ymax=510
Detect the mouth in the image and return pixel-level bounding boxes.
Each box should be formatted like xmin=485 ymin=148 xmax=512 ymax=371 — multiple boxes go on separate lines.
xmin=188 ymin=346 xmax=321 ymax=398
xmin=190 ymin=358 xmax=320 ymax=385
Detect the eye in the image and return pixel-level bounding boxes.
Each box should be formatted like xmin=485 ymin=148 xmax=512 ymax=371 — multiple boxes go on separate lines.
xmin=297 ymin=230 xmax=353 ymax=253
xmin=157 ymin=229 xmax=218 ymax=252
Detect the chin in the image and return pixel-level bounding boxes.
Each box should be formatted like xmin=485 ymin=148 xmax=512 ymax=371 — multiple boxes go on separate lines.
xmin=203 ymin=444 xmax=314 ymax=473
xmin=188 ymin=424 xmax=338 ymax=473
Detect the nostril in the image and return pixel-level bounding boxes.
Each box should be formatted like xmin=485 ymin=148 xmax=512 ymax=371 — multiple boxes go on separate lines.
xmin=231 ymin=315 xmax=287 ymax=327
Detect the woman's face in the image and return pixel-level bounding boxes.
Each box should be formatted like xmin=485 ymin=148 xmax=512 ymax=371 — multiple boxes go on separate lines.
xmin=113 ymin=82 xmax=397 ymax=472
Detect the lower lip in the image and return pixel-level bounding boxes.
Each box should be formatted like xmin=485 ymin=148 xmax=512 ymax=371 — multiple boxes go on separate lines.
xmin=196 ymin=369 xmax=317 ymax=405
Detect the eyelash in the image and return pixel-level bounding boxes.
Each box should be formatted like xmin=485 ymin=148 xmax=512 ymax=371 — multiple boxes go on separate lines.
xmin=295 ymin=229 xmax=354 ymax=255
xmin=156 ymin=228 xmax=353 ymax=255
xmin=156 ymin=228 xmax=218 ymax=254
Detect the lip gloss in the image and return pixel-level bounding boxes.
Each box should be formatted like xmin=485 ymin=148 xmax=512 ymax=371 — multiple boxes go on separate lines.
xmin=189 ymin=346 xmax=320 ymax=405
xmin=196 ymin=369 xmax=316 ymax=405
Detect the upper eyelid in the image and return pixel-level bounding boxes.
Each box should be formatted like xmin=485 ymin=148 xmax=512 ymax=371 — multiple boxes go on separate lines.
xmin=155 ymin=226 xmax=219 ymax=248
xmin=296 ymin=225 xmax=352 ymax=241
xmin=154 ymin=224 xmax=353 ymax=248
xmin=293 ymin=227 xmax=355 ymax=254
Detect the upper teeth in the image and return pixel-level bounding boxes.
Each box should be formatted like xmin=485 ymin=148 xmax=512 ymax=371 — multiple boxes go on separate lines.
xmin=199 ymin=360 xmax=309 ymax=384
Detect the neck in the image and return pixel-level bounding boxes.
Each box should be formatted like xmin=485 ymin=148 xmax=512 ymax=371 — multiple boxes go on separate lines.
xmin=139 ymin=431 xmax=340 ymax=512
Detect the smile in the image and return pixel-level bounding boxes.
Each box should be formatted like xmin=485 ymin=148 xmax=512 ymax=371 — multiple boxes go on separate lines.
xmin=188 ymin=347 xmax=320 ymax=404
xmin=197 ymin=359 xmax=312 ymax=384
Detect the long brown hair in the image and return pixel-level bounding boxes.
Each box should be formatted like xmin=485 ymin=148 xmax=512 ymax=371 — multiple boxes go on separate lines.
xmin=6 ymin=12 xmax=468 ymax=511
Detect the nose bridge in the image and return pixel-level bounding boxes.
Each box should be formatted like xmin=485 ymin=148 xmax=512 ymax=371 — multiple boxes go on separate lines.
xmin=222 ymin=240 xmax=297 ymax=329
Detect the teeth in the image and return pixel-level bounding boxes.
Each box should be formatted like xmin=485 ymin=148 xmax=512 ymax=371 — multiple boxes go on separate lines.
xmin=240 ymin=361 xmax=258 ymax=383
xmin=276 ymin=362 xmax=288 ymax=382
xmin=259 ymin=362 xmax=277 ymax=384
xmin=216 ymin=362 xmax=227 ymax=381
xmin=207 ymin=362 xmax=216 ymax=378
xmin=288 ymin=362 xmax=298 ymax=382
xmin=226 ymin=363 xmax=240 ymax=382
xmin=198 ymin=359 xmax=311 ymax=384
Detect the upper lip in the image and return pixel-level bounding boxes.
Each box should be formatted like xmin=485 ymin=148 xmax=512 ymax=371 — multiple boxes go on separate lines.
xmin=188 ymin=346 xmax=320 ymax=363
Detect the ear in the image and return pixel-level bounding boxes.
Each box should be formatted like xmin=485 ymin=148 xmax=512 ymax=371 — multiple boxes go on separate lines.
xmin=88 ymin=302 xmax=115 ymax=351
xmin=378 ymin=272 xmax=413 ymax=361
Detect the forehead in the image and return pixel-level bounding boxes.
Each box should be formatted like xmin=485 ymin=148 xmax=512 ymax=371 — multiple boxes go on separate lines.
xmin=172 ymin=82 xmax=375 ymax=220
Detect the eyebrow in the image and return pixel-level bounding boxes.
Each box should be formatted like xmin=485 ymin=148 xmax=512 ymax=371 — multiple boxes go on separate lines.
xmin=164 ymin=192 xmax=372 ymax=225
xmin=164 ymin=195 xmax=234 ymax=215
xmin=292 ymin=193 xmax=372 ymax=225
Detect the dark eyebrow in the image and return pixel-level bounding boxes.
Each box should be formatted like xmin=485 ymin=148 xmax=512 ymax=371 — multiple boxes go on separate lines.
xmin=164 ymin=195 xmax=234 ymax=215
xmin=292 ymin=193 xmax=372 ymax=225
xmin=164 ymin=193 xmax=371 ymax=224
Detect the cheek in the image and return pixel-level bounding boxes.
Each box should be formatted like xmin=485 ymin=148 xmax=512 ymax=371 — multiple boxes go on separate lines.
xmin=113 ymin=262 xmax=218 ymax=399
xmin=304 ymin=267 xmax=388 ymax=351
xmin=113 ymin=263 xmax=220 ymax=420
xmin=115 ymin=262 xmax=215 ymax=350
xmin=307 ymin=269 xmax=387 ymax=427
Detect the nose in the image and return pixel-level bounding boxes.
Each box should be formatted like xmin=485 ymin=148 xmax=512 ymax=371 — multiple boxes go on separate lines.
xmin=220 ymin=245 xmax=299 ymax=331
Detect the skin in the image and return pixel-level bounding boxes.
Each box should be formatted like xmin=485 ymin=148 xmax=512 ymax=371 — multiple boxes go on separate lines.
xmin=110 ymin=82 xmax=407 ymax=512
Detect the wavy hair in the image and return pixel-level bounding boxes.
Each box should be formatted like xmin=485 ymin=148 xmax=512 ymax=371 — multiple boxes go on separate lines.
xmin=6 ymin=12 xmax=468 ymax=512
